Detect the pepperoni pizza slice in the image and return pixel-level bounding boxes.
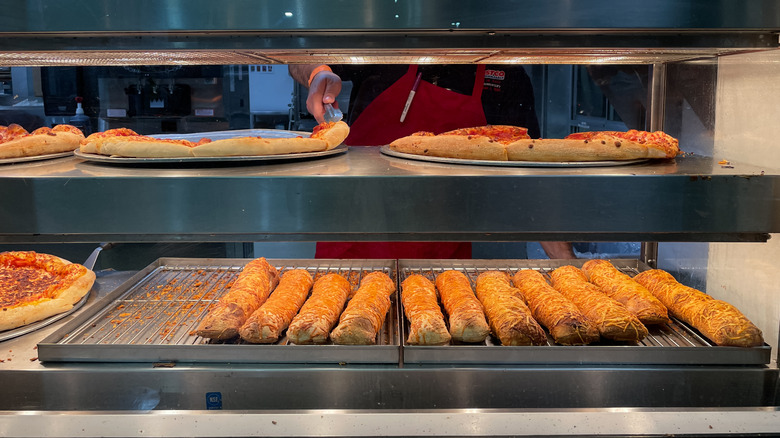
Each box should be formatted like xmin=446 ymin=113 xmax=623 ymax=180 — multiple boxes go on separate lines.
xmin=0 ymin=251 xmax=96 ymax=332
xmin=0 ymin=124 xmax=84 ymax=159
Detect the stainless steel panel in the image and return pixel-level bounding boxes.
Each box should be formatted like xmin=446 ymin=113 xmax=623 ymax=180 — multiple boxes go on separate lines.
xmin=6 ymin=0 xmax=780 ymax=32
xmin=0 ymin=149 xmax=776 ymax=243
xmin=38 ymin=258 xmax=400 ymax=364
xmin=1 ymin=408 xmax=780 ymax=437
xmin=397 ymin=259 xmax=771 ymax=366
xmin=1 ymin=272 xmax=776 ymax=414
xmin=0 ymin=1 xmax=778 ymax=66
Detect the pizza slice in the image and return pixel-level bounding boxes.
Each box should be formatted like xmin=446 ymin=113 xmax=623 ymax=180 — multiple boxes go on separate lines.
xmin=80 ymin=128 xmax=211 ymax=158
xmin=0 ymin=251 xmax=96 ymax=332
xmin=80 ymin=121 xmax=350 ymax=158
xmin=190 ymin=121 xmax=350 ymax=157
xmin=0 ymin=124 xmax=84 ymax=159
xmin=389 ymin=125 xmax=531 ymax=161
xmin=389 ymin=125 xmax=680 ymax=162
xmin=562 ymin=130 xmax=680 ymax=159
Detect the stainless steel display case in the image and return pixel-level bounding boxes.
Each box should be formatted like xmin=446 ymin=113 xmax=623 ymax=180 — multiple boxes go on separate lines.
xmin=0 ymin=1 xmax=779 ymax=436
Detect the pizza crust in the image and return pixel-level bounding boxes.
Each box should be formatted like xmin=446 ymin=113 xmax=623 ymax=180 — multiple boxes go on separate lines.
xmin=389 ymin=135 xmax=508 ymax=161
xmin=0 ymin=131 xmax=83 ymax=159
xmin=313 ymin=121 xmax=350 ymax=150
xmin=99 ymin=139 xmax=195 ymax=158
xmin=191 ymin=137 xmax=327 ymax=157
xmin=506 ymin=137 xmax=671 ymax=162
xmin=0 ymin=253 xmax=96 ymax=332
xmin=390 ymin=132 xmax=675 ymax=162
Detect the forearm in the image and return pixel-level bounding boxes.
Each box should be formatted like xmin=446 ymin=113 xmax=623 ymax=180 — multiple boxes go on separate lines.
xmin=289 ymin=64 xmax=320 ymax=87
xmin=540 ymin=241 xmax=576 ymax=259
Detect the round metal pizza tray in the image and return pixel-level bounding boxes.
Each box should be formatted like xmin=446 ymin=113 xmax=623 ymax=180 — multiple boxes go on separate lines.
xmin=0 ymin=244 xmax=105 ymax=343
xmin=74 ymin=144 xmax=348 ymax=165
xmin=0 ymin=151 xmax=74 ymax=165
xmin=380 ymin=145 xmax=650 ymax=167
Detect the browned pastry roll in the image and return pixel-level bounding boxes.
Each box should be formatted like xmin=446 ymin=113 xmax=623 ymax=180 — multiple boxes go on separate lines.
xmin=633 ymin=269 xmax=763 ymax=347
xmin=434 ymin=270 xmax=490 ymax=343
xmin=286 ymin=273 xmax=352 ymax=344
xmin=401 ymin=274 xmax=451 ymax=345
xmin=196 ymin=257 xmax=279 ymax=340
xmin=512 ymin=270 xmax=600 ymax=345
xmin=475 ymin=271 xmax=547 ymax=346
xmin=331 ymin=271 xmax=396 ymax=345
xmin=581 ymin=259 xmax=670 ymax=325
xmin=549 ymin=266 xmax=648 ymax=342
xmin=238 ymin=269 xmax=314 ymax=343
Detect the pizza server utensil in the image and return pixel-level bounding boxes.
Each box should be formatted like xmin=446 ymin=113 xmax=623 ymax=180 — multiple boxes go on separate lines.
xmin=0 ymin=242 xmax=113 ymax=342
xmin=323 ymin=103 xmax=343 ymax=123
xmin=83 ymin=242 xmax=113 ymax=271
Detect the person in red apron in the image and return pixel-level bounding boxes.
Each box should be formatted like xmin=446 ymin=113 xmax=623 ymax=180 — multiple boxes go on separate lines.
xmin=288 ymin=64 xmax=572 ymax=259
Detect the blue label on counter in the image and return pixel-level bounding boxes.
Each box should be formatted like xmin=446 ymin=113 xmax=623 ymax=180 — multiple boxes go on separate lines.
xmin=206 ymin=392 xmax=223 ymax=410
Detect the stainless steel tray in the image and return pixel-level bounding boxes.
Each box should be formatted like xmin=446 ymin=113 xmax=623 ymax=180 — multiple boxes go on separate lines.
xmin=38 ymin=258 xmax=400 ymax=364
xmin=0 ymin=151 xmax=73 ymax=165
xmin=397 ymin=259 xmax=771 ymax=366
xmin=74 ymin=144 xmax=347 ymax=165
xmin=380 ymin=145 xmax=650 ymax=167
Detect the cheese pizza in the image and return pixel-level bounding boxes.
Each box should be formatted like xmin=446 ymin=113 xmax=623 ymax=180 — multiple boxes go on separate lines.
xmin=80 ymin=121 xmax=350 ymax=158
xmin=0 ymin=251 xmax=96 ymax=332
xmin=389 ymin=125 xmax=679 ymax=162
xmin=0 ymin=124 xmax=84 ymax=159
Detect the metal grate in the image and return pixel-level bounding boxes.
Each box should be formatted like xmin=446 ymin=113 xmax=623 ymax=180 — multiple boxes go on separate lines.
xmin=39 ymin=258 xmax=400 ymax=363
xmin=0 ymin=48 xmax=733 ymax=67
xmin=39 ymin=258 xmax=769 ymax=365
xmin=397 ymin=259 xmax=771 ymax=365
xmin=0 ymin=51 xmax=273 ymax=67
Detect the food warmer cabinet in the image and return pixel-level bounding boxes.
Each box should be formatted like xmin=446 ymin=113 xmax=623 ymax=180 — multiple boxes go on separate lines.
xmin=0 ymin=1 xmax=779 ymax=436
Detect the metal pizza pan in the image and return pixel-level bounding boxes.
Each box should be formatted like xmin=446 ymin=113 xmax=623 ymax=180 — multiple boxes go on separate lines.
xmin=380 ymin=145 xmax=650 ymax=167
xmin=0 ymin=151 xmax=74 ymax=165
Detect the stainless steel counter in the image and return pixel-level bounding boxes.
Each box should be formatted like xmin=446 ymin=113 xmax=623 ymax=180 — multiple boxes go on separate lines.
xmin=0 ymin=270 xmax=778 ymax=437
xmin=0 ymin=147 xmax=777 ymax=243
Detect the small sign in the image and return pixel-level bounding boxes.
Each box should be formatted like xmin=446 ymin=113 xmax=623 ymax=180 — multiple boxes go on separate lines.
xmin=205 ymin=392 xmax=222 ymax=410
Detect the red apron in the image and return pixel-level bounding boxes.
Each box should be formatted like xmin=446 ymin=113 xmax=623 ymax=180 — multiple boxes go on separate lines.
xmin=316 ymin=65 xmax=487 ymax=259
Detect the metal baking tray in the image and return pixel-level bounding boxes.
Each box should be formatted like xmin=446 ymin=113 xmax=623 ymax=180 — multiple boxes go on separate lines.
xmin=38 ymin=258 xmax=400 ymax=364
xmin=398 ymin=259 xmax=771 ymax=366
xmin=380 ymin=145 xmax=650 ymax=168
xmin=0 ymin=151 xmax=73 ymax=165
xmin=74 ymin=144 xmax=347 ymax=165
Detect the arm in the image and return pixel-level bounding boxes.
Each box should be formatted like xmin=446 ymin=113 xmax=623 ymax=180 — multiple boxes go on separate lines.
xmin=540 ymin=241 xmax=576 ymax=259
xmin=289 ymin=64 xmax=343 ymax=124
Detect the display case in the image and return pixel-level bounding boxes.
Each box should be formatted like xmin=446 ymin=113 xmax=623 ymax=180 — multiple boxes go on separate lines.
xmin=0 ymin=1 xmax=779 ymax=436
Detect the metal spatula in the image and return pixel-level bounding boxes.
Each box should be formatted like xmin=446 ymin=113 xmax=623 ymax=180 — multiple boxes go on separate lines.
xmin=324 ymin=103 xmax=343 ymax=123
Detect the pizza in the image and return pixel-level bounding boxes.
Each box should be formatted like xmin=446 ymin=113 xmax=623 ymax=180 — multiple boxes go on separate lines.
xmin=0 ymin=124 xmax=84 ymax=159
xmin=79 ymin=121 xmax=350 ymax=158
xmin=0 ymin=251 xmax=96 ymax=332
xmin=389 ymin=125 xmax=679 ymax=162
xmin=389 ymin=125 xmax=530 ymax=161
